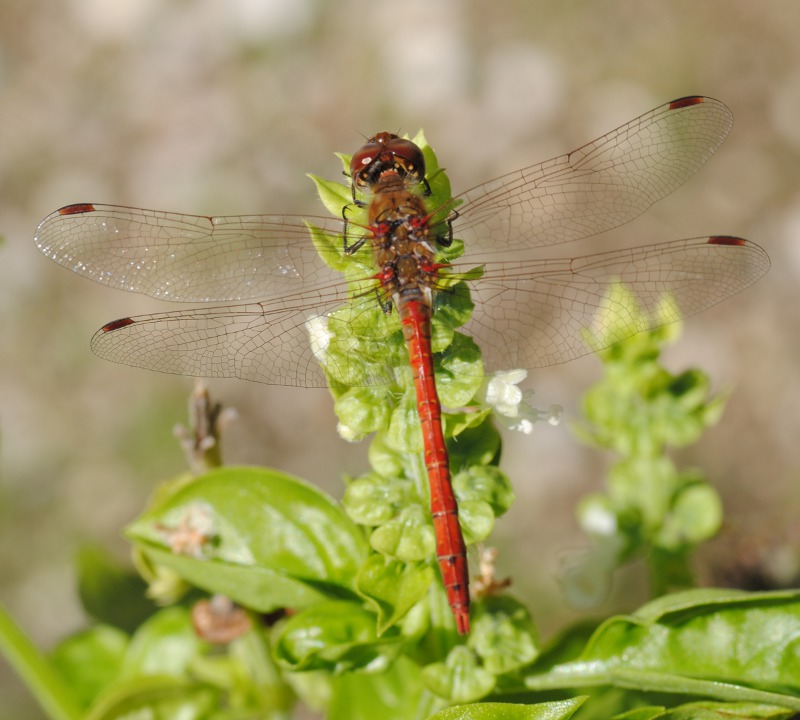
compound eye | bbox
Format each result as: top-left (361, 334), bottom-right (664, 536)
top-left (350, 141), bottom-right (382, 181)
top-left (384, 138), bottom-right (425, 178)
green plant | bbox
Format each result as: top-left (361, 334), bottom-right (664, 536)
top-left (563, 286), bottom-right (727, 607)
top-left (3, 136), bottom-right (799, 720)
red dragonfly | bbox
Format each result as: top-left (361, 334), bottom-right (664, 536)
top-left (35, 96), bottom-right (769, 634)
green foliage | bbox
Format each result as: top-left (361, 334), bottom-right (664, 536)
top-left (4, 137), bottom-right (796, 720)
top-left (75, 545), bottom-right (155, 633)
top-left (523, 589), bottom-right (800, 710)
top-left (127, 467), bottom-right (369, 611)
top-left (565, 285), bottom-right (727, 604)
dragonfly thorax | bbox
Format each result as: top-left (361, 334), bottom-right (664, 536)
top-left (369, 189), bottom-right (440, 305)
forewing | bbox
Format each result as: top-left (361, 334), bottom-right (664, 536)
top-left (34, 203), bottom-right (353, 302)
top-left (450, 96), bottom-right (733, 253)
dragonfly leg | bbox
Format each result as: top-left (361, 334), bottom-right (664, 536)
top-left (375, 288), bottom-right (393, 314)
top-left (438, 210), bottom-right (458, 248)
top-left (344, 234), bottom-right (368, 255)
top-left (341, 205), bottom-right (369, 254)
top-left (420, 176), bottom-right (432, 198)
top-left (349, 182), bottom-right (368, 207)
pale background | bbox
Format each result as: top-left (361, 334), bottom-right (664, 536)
top-left (2, 1), bottom-right (799, 716)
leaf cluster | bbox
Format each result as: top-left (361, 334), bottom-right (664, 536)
top-left (566, 285), bottom-right (727, 604)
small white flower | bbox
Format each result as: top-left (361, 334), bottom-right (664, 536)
top-left (337, 422), bottom-right (360, 443)
top-left (579, 502), bottom-right (618, 536)
top-left (483, 369), bottom-right (527, 415)
top-left (305, 315), bottom-right (333, 367)
top-left (479, 370), bottom-right (563, 434)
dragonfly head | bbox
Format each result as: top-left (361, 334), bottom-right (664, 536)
top-left (350, 133), bottom-right (427, 196)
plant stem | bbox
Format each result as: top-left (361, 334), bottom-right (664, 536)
top-left (0, 600), bottom-right (83, 720)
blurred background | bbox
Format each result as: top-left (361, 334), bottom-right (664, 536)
top-left (2, 0), bottom-right (799, 715)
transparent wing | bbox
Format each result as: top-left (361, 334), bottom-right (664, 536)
top-left (34, 203), bottom-right (355, 302)
top-left (450, 96), bottom-right (733, 254)
top-left (89, 237), bottom-right (768, 386)
top-left (89, 286), bottom-right (402, 388)
top-left (34, 97), bottom-right (730, 307)
top-left (456, 236), bottom-right (770, 370)
top-left (36, 96), bottom-right (768, 389)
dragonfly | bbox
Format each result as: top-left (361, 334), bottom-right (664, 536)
top-left (35, 96), bottom-right (770, 635)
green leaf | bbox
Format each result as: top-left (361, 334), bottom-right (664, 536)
top-left (446, 414), bottom-right (501, 467)
top-left (369, 504), bottom-right (436, 562)
top-left (423, 645), bottom-right (496, 702)
top-left (356, 555), bottom-right (435, 633)
top-left (435, 333), bottom-right (484, 407)
top-left (656, 483), bottom-right (722, 548)
top-left (227, 629), bottom-right (296, 713)
top-left (328, 655), bottom-right (431, 720)
top-left (367, 432), bottom-right (406, 478)
top-left (608, 456), bottom-right (676, 530)
top-left (118, 607), bottom-right (201, 679)
top-left (126, 467), bottom-right (369, 612)
top-left (454, 466), bottom-right (515, 517)
top-left (333, 151), bottom-right (352, 175)
top-left (343, 473), bottom-right (410, 526)
top-left (50, 626), bottom-right (128, 709)
top-left (432, 286), bottom-right (476, 344)
top-left (428, 697), bottom-right (587, 720)
top-left (451, 465), bottom-right (513, 542)
top-left (273, 601), bottom-right (401, 672)
top-left (444, 407), bottom-right (495, 446)
top-left (309, 172), bottom-right (352, 221)
top-left (76, 545), bottom-right (154, 633)
top-left (85, 676), bottom-right (218, 720)
top-left (335, 386), bottom-right (394, 441)
top-left (470, 596), bottom-right (539, 675)
top-left (628, 587), bottom-right (795, 623)
top-left (188, 631), bottom-right (296, 717)
top-left (0, 599), bottom-right (84, 720)
top-left (145, 544), bottom-right (337, 613)
top-left (321, 305), bottom-right (404, 388)
top-left (306, 221), bottom-right (349, 273)
top-left (523, 590), bottom-right (800, 710)
top-left (383, 386), bottom-right (425, 453)
top-left (457, 499), bottom-right (496, 544)
top-left (615, 702), bottom-right (797, 720)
